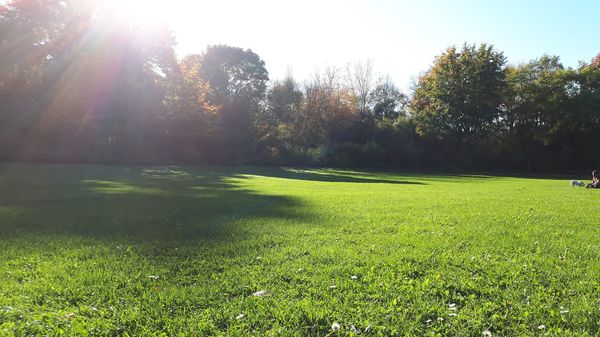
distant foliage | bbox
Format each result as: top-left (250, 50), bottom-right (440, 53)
top-left (0, 1), bottom-right (598, 171)
top-left (591, 53), bottom-right (600, 68)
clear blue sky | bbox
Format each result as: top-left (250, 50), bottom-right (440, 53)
top-left (164, 0), bottom-right (599, 89)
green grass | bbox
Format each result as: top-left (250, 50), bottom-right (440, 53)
top-left (0, 163), bottom-right (598, 336)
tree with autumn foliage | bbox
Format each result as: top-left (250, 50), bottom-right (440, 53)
top-left (591, 53), bottom-right (600, 69)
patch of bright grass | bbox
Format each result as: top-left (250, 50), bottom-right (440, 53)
top-left (0, 164), bottom-right (598, 336)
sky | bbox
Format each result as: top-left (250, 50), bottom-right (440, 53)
top-left (23, 0), bottom-right (600, 90)
top-left (156, 0), bottom-right (600, 89)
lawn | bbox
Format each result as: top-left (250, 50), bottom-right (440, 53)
top-left (0, 163), bottom-right (598, 336)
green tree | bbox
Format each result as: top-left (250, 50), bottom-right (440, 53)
top-left (200, 45), bottom-right (269, 105)
top-left (412, 44), bottom-right (506, 140)
top-left (411, 43), bottom-right (506, 166)
top-left (370, 77), bottom-right (407, 121)
top-left (258, 76), bottom-right (303, 161)
top-left (500, 56), bottom-right (584, 169)
top-left (568, 56), bottom-right (600, 168)
top-left (198, 45), bottom-right (269, 163)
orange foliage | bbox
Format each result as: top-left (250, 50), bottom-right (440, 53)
top-left (591, 53), bottom-right (600, 69)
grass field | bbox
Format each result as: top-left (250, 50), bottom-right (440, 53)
top-left (0, 163), bottom-right (598, 336)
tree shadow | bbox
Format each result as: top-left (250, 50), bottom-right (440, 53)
top-left (0, 164), bottom-right (433, 243)
top-left (0, 164), bottom-right (308, 242)
top-left (406, 173), bottom-right (498, 183)
top-left (232, 167), bottom-right (427, 185)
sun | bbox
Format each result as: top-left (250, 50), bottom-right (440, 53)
top-left (103, 0), bottom-right (165, 25)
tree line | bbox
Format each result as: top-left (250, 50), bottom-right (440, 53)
top-left (1, 1), bottom-right (599, 171)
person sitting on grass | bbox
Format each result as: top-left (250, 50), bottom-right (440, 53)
top-left (586, 170), bottom-right (600, 188)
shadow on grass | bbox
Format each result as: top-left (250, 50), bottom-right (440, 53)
top-left (0, 164), bottom-right (434, 242)
top-left (233, 167), bottom-right (427, 185)
top-left (0, 164), bottom-right (309, 241)
top-left (240, 167), bottom-right (502, 184)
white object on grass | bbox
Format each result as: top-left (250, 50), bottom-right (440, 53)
top-left (571, 180), bottom-right (585, 187)
top-left (252, 290), bottom-right (270, 297)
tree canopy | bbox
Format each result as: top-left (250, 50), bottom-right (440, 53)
top-left (412, 44), bottom-right (506, 141)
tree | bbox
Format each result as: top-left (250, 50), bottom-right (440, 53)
top-left (500, 56), bottom-right (584, 169)
top-left (198, 45), bottom-right (269, 163)
top-left (345, 60), bottom-right (374, 115)
top-left (302, 68), bottom-right (359, 148)
top-left (567, 57), bottom-right (600, 168)
top-left (0, 0), bottom-right (178, 163)
top-left (199, 45), bottom-right (269, 106)
top-left (370, 76), bottom-right (407, 121)
top-left (591, 53), bottom-right (600, 69)
top-left (159, 54), bottom-right (219, 162)
top-left (258, 76), bottom-right (303, 160)
top-left (412, 43), bottom-right (507, 141)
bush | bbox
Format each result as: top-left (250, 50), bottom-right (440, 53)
top-left (327, 142), bottom-right (385, 168)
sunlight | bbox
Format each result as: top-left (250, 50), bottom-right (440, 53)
top-left (103, 0), bottom-right (165, 25)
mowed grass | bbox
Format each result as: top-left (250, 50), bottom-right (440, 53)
top-left (0, 164), bottom-right (598, 336)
